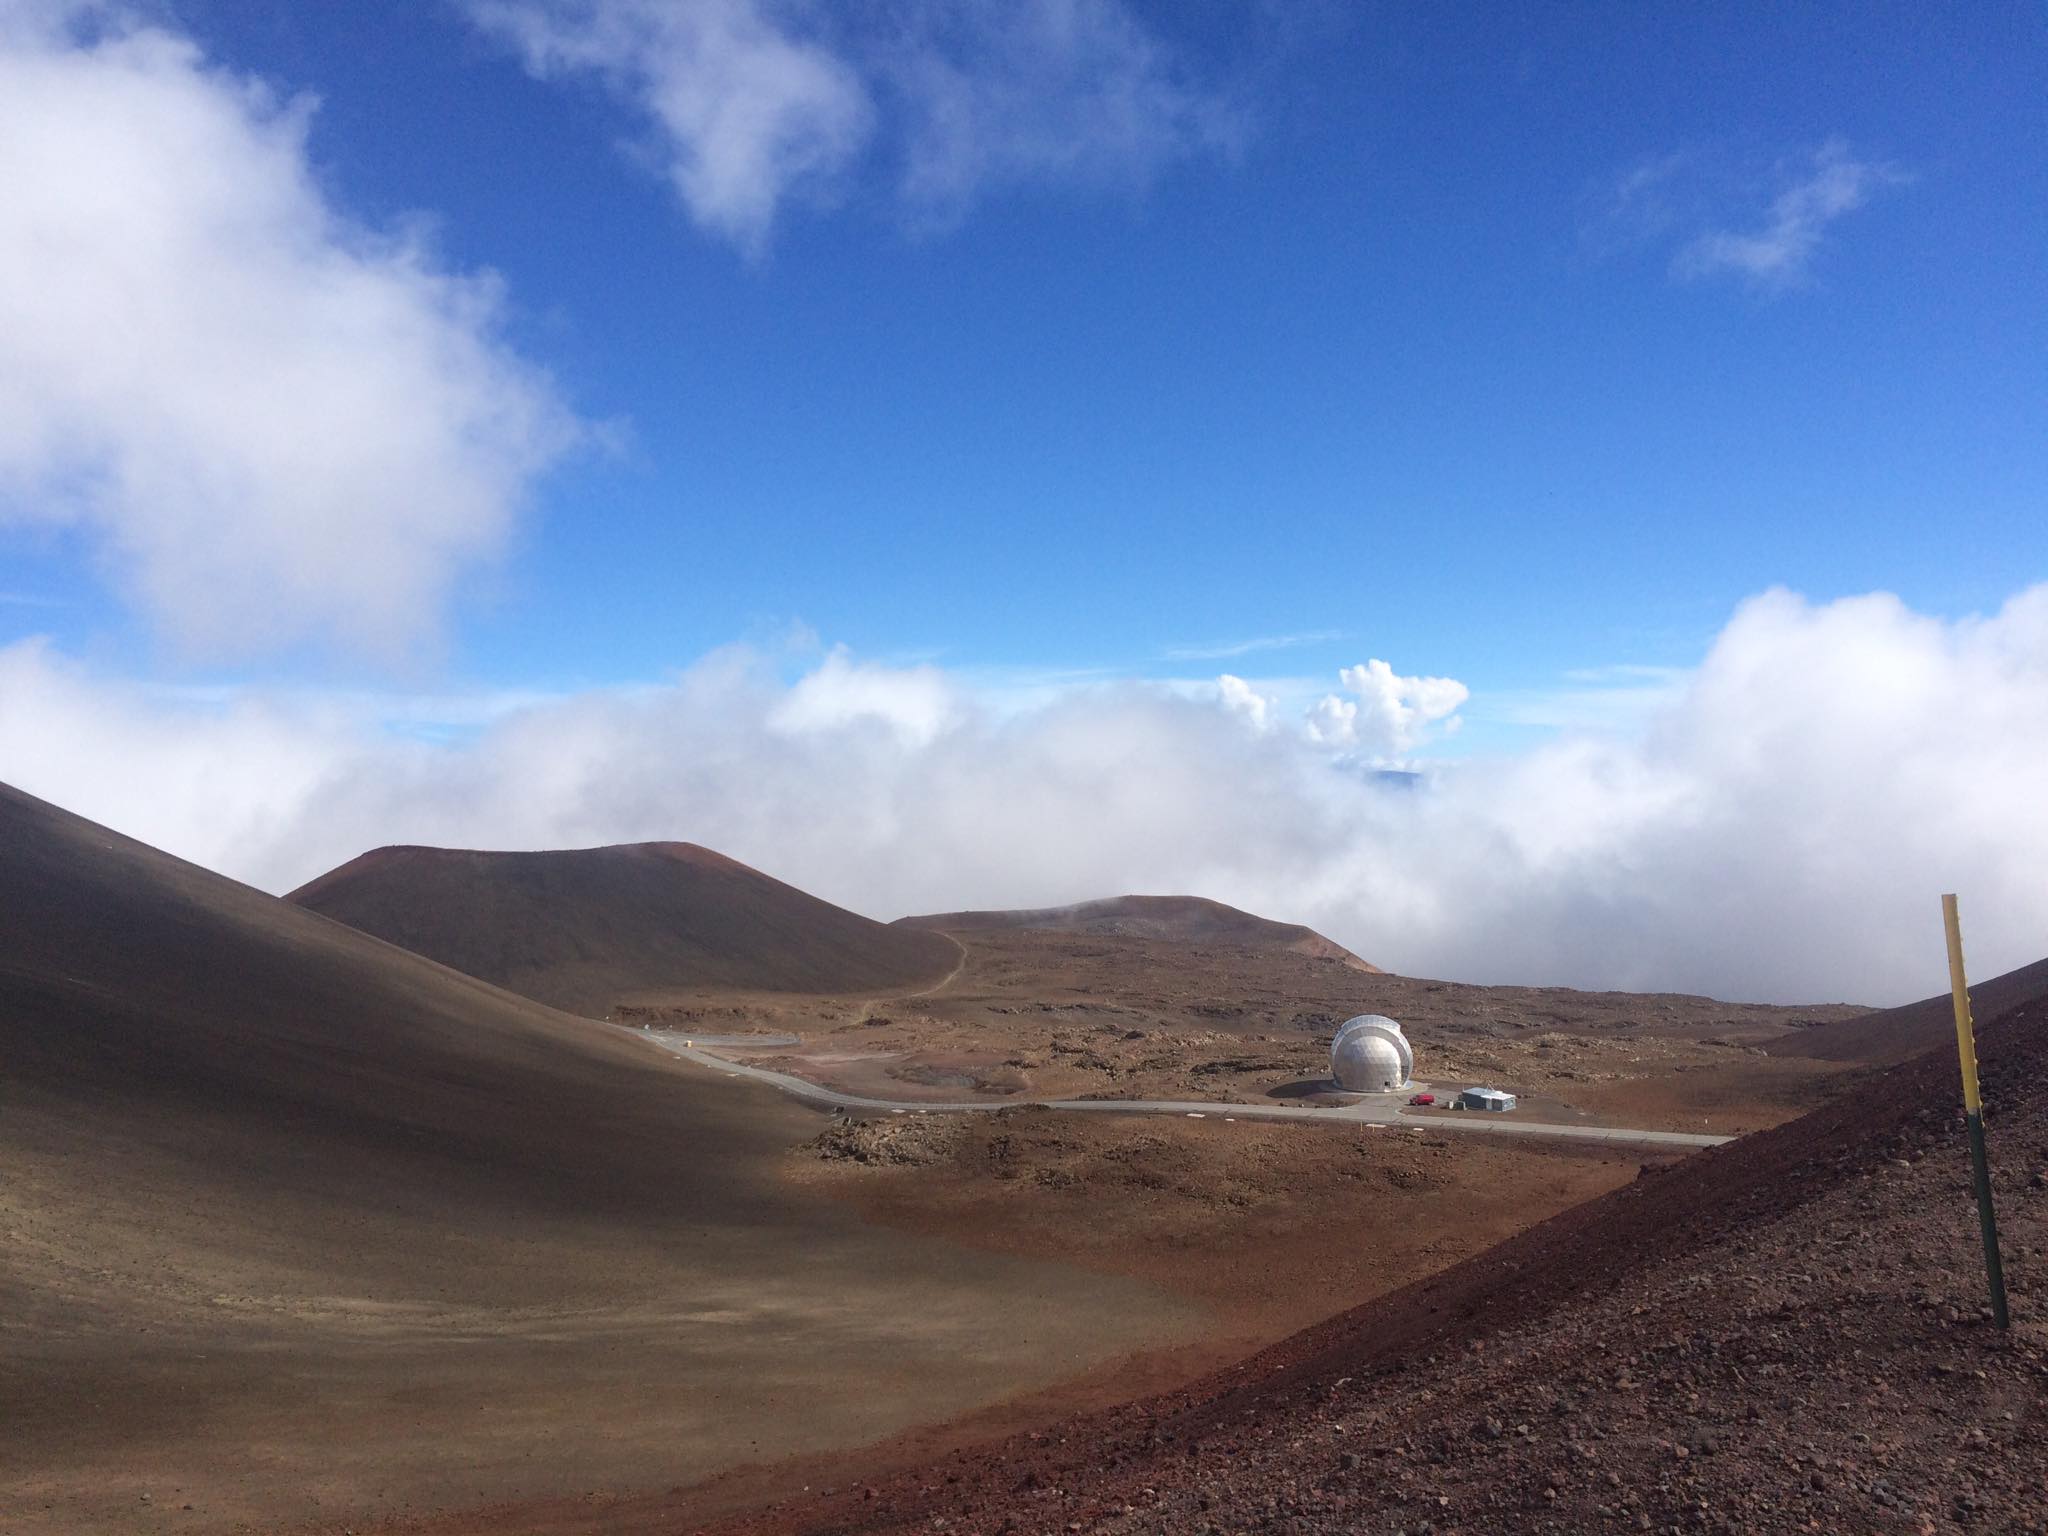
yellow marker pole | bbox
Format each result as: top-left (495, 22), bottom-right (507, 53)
top-left (1942, 894), bottom-right (2009, 1330)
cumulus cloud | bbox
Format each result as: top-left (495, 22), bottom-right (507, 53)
top-left (464, 0), bottom-right (1237, 250)
top-left (4, 586), bottom-right (2046, 1006)
top-left (1216, 673), bottom-right (1275, 732)
top-left (0, 3), bottom-right (578, 658)
top-left (1676, 139), bottom-right (1907, 289)
top-left (1305, 659), bottom-right (1468, 756)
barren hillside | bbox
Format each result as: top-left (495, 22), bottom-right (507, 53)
top-left (897, 895), bottom-right (1378, 972)
top-left (1769, 954), bottom-right (2048, 1064)
top-left (289, 840), bottom-right (959, 1016)
top-left (0, 784), bottom-right (1189, 1533)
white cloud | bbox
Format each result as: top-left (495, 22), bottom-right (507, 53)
top-left (464, 0), bottom-right (1237, 251)
top-left (4, 585), bottom-right (2046, 1007)
top-left (1216, 672), bottom-right (1275, 732)
top-left (769, 645), bottom-right (957, 747)
top-left (0, 3), bottom-right (578, 659)
top-left (1675, 139), bottom-right (1907, 289)
top-left (1305, 659), bottom-right (1468, 755)
top-left (466, 0), bottom-right (870, 253)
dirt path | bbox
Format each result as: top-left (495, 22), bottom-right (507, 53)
top-left (853, 931), bottom-right (969, 1024)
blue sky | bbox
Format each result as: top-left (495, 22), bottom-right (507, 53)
top-left (1, 1), bottom-right (2045, 999)
top-left (6, 1), bottom-right (2042, 721)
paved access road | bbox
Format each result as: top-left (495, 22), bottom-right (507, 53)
top-left (621, 1028), bottom-right (1732, 1150)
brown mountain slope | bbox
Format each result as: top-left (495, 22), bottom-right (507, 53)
top-left (288, 840), bottom-right (960, 1016)
top-left (713, 966), bottom-right (2048, 1536)
top-left (1766, 952), bottom-right (2048, 1064)
top-left (0, 784), bottom-right (1191, 1533)
top-left (897, 894), bottom-right (1379, 973)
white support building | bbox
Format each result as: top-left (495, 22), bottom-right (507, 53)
top-left (1460, 1087), bottom-right (1517, 1112)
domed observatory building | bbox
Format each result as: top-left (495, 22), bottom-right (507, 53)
top-left (1332, 1014), bottom-right (1414, 1093)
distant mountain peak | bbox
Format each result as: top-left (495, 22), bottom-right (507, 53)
top-left (290, 840), bottom-right (957, 1015)
top-left (897, 893), bottom-right (1378, 973)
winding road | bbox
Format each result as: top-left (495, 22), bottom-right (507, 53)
top-left (621, 1027), bottom-right (1732, 1150)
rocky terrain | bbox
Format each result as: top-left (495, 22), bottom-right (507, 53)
top-left (652, 927), bottom-right (1871, 1135)
top-left (708, 991), bottom-right (2048, 1536)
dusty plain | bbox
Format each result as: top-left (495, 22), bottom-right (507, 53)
top-left (617, 926), bottom-right (1871, 1137)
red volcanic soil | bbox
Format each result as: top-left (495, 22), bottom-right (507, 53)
top-left (897, 895), bottom-right (1379, 973)
top-left (1769, 954), bottom-right (2048, 1065)
top-left (0, 784), bottom-right (1190, 1532)
top-left (707, 982), bottom-right (2048, 1536)
top-left (289, 840), bottom-right (959, 1016)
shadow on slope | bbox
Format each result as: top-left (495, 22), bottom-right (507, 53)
top-left (0, 784), bottom-right (1192, 1534)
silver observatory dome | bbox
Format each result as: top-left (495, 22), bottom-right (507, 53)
top-left (1331, 1014), bottom-right (1413, 1093)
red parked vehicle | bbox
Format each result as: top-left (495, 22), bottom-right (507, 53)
top-left (1409, 1092), bottom-right (1435, 1106)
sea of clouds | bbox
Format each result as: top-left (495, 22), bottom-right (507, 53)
top-left (5, 582), bottom-right (2045, 1008)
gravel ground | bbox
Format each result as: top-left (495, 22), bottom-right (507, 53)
top-left (715, 995), bottom-right (2048, 1536)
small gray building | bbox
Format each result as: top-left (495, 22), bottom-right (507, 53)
top-left (1460, 1086), bottom-right (1517, 1112)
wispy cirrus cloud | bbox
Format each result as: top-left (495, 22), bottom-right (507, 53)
top-left (1163, 630), bottom-right (1346, 662)
top-left (1676, 139), bottom-right (1908, 289)
top-left (463, 0), bottom-right (1241, 253)
top-left (1589, 138), bottom-right (1908, 294)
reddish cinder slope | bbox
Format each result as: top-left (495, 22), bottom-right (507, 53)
top-left (713, 972), bottom-right (2048, 1536)
top-left (1768, 954), bottom-right (2048, 1064)
top-left (898, 895), bottom-right (1379, 973)
top-left (290, 842), bottom-right (959, 1016)
top-left (0, 783), bottom-right (1194, 1532)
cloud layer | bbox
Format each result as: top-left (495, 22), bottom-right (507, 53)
top-left (0, 4), bottom-right (577, 658)
top-left (466, 0), bottom-right (1237, 251)
top-left (4, 585), bottom-right (2045, 1007)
